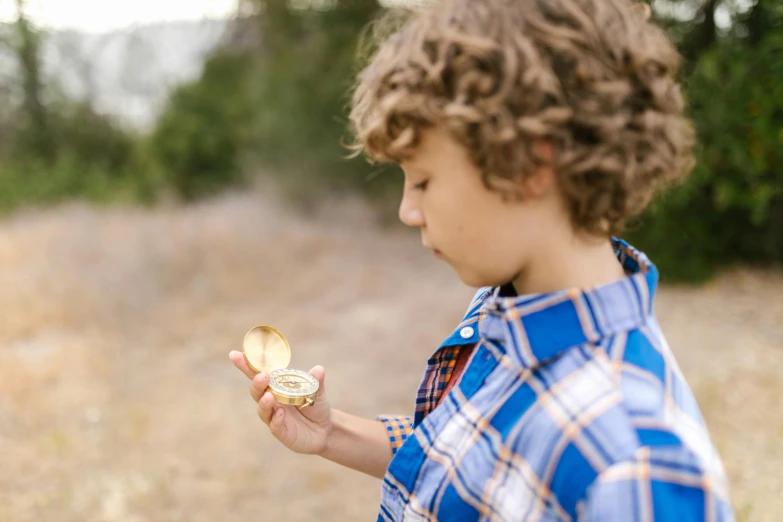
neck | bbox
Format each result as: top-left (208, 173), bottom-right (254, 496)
top-left (512, 235), bottom-right (625, 296)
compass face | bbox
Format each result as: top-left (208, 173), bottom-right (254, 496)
top-left (243, 326), bottom-right (291, 374)
top-left (269, 369), bottom-right (319, 398)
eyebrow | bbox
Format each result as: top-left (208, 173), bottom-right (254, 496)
top-left (405, 165), bottom-right (433, 177)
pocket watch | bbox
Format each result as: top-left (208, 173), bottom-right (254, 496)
top-left (242, 325), bottom-right (320, 408)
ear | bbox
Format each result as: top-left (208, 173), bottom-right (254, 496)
top-left (532, 139), bottom-right (554, 163)
top-left (524, 140), bottom-right (555, 198)
top-left (524, 165), bottom-right (555, 198)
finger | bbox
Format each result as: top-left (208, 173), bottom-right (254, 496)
top-left (268, 406), bottom-right (288, 441)
top-left (257, 391), bottom-right (276, 425)
top-left (249, 372), bottom-right (270, 403)
top-left (229, 350), bottom-right (257, 380)
top-left (632, 2), bottom-right (651, 20)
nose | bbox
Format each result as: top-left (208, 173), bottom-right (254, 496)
top-left (398, 186), bottom-right (425, 228)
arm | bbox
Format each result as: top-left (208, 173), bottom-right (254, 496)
top-left (320, 410), bottom-right (412, 479)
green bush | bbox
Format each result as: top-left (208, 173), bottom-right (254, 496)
top-left (146, 51), bottom-right (258, 201)
top-left (627, 24), bottom-right (783, 281)
top-left (0, 154), bottom-right (128, 211)
top-left (0, 102), bottom-right (151, 213)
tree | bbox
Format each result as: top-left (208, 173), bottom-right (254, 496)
top-left (627, 0), bottom-right (783, 279)
top-left (1, 0), bottom-right (54, 159)
top-left (238, 0), bottom-right (391, 196)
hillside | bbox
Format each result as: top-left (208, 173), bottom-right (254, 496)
top-left (0, 188), bottom-right (780, 520)
top-left (0, 18), bottom-right (232, 130)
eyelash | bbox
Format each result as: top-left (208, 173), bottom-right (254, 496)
top-left (413, 180), bottom-right (429, 191)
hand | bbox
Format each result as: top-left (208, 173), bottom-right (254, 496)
top-left (229, 351), bottom-right (333, 456)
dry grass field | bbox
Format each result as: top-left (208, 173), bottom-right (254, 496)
top-left (0, 186), bottom-right (781, 521)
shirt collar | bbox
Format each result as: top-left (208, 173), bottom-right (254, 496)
top-left (478, 238), bottom-right (658, 370)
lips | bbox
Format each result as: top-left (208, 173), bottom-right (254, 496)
top-left (422, 237), bottom-right (442, 258)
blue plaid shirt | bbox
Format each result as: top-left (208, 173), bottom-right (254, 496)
top-left (376, 239), bottom-right (734, 521)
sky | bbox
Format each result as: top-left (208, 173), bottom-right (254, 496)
top-left (0, 0), bottom-right (742, 34)
top-left (0, 0), bottom-right (240, 32)
top-left (0, 0), bottom-right (420, 33)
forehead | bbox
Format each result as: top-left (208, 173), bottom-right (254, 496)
top-left (403, 127), bottom-right (466, 166)
top-left (398, 144), bottom-right (435, 175)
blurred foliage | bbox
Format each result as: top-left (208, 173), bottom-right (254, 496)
top-left (0, 98), bottom-right (152, 210)
top-left (240, 0), bottom-right (401, 206)
top-left (147, 51), bottom-right (257, 201)
top-left (626, 0), bottom-right (783, 280)
top-left (0, 0), bottom-right (781, 282)
top-left (145, 0), bottom-right (399, 207)
top-left (0, 3), bottom-right (154, 210)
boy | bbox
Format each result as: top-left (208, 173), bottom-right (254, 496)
top-left (229, 0), bottom-right (735, 519)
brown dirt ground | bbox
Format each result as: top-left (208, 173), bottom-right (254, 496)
top-left (0, 187), bottom-right (781, 521)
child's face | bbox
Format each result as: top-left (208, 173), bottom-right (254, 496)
top-left (398, 127), bottom-right (567, 289)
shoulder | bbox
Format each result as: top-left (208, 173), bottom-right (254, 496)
top-left (612, 321), bottom-right (731, 494)
top-left (534, 327), bottom-right (732, 518)
top-left (578, 444), bottom-right (735, 521)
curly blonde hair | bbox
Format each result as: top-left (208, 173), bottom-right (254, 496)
top-left (348, 0), bottom-right (695, 236)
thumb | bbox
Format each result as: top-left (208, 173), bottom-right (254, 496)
top-left (308, 365), bottom-right (327, 400)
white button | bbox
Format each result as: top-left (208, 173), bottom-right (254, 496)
top-left (459, 326), bottom-right (474, 339)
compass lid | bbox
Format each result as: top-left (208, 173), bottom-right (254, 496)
top-left (242, 325), bottom-right (291, 374)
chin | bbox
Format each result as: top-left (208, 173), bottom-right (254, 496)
top-left (454, 269), bottom-right (506, 290)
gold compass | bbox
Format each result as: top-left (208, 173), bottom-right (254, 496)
top-left (242, 326), bottom-right (319, 408)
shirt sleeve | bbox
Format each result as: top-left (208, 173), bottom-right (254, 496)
top-left (376, 414), bottom-right (414, 455)
top-left (577, 448), bottom-right (735, 522)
